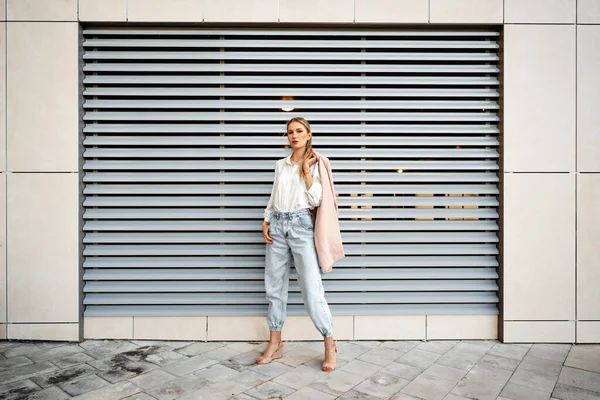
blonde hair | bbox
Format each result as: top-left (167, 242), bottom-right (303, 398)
top-left (286, 117), bottom-right (314, 181)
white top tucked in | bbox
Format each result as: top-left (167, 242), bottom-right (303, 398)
top-left (263, 154), bottom-right (322, 223)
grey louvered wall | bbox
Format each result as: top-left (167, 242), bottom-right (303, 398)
top-left (81, 28), bottom-right (500, 317)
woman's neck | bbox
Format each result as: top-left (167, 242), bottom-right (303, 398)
top-left (290, 148), bottom-right (306, 165)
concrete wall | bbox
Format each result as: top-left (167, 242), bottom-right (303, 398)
top-left (1, 0), bottom-right (598, 343)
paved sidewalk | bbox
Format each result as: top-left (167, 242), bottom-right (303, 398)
top-left (0, 339), bottom-right (599, 400)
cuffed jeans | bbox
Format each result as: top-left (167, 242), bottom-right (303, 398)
top-left (265, 209), bottom-right (333, 338)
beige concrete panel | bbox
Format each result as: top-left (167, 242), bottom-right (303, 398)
top-left (504, 25), bottom-right (576, 172)
top-left (505, 0), bottom-right (576, 23)
top-left (8, 323), bottom-right (79, 341)
top-left (78, 0), bottom-right (126, 22)
top-left (281, 316), bottom-right (353, 340)
top-left (279, 0), bottom-right (354, 23)
top-left (0, 23), bottom-right (5, 172)
top-left (0, 0), bottom-right (5, 20)
top-left (355, 0), bottom-right (428, 23)
top-left (429, 0), bottom-right (503, 23)
top-left (503, 173), bottom-right (575, 320)
top-left (128, 0), bottom-right (202, 22)
top-left (0, 324), bottom-right (5, 339)
top-left (577, 321), bottom-right (600, 343)
top-left (427, 315), bottom-right (498, 340)
top-left (85, 317), bottom-right (133, 339)
top-left (578, 0), bottom-right (600, 23)
top-left (7, 0), bottom-right (77, 21)
top-left (503, 321), bottom-right (575, 343)
top-left (204, 0), bottom-right (278, 22)
top-left (7, 173), bottom-right (79, 323)
top-left (354, 316), bottom-right (425, 340)
top-left (208, 316), bottom-right (268, 341)
top-left (577, 26), bottom-right (600, 172)
top-left (0, 174), bottom-right (5, 323)
top-left (134, 317), bottom-right (206, 340)
top-left (7, 22), bottom-right (78, 172)
top-left (577, 174), bottom-right (600, 319)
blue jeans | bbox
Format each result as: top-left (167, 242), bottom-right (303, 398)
top-left (265, 209), bottom-right (333, 338)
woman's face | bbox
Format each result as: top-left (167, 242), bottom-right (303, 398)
top-left (287, 121), bottom-right (311, 150)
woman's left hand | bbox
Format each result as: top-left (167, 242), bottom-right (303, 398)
top-left (302, 152), bottom-right (317, 173)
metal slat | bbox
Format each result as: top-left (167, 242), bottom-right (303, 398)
top-left (83, 38), bottom-right (499, 49)
top-left (83, 220), bottom-right (499, 232)
top-left (83, 255), bottom-right (499, 268)
top-left (83, 99), bottom-right (500, 110)
top-left (83, 88), bottom-right (500, 98)
top-left (83, 232), bottom-right (498, 244)
top-left (84, 63), bottom-right (500, 74)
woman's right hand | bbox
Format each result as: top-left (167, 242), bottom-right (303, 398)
top-left (262, 221), bottom-right (273, 244)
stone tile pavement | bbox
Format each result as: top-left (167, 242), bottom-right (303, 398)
top-left (0, 339), bottom-right (599, 399)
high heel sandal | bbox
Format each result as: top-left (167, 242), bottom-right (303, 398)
top-left (256, 341), bottom-right (284, 365)
top-left (322, 341), bottom-right (337, 372)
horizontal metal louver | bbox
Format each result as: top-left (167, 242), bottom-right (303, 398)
top-left (82, 27), bottom-right (500, 317)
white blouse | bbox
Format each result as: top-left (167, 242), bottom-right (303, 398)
top-left (263, 155), bottom-right (323, 223)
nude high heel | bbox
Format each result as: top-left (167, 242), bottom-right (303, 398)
top-left (256, 341), bottom-right (284, 365)
top-left (322, 341), bottom-right (337, 372)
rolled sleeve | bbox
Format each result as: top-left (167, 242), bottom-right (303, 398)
top-left (305, 164), bottom-right (322, 208)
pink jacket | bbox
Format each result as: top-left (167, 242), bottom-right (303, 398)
top-left (313, 151), bottom-right (345, 273)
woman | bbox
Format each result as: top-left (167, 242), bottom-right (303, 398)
top-left (256, 117), bottom-right (337, 372)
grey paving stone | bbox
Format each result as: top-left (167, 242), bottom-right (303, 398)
top-left (0, 379), bottom-right (41, 400)
top-left (36, 342), bottom-right (71, 351)
top-left (194, 363), bottom-right (240, 382)
top-left (301, 354), bottom-right (348, 371)
top-left (229, 394), bottom-right (257, 400)
top-left (434, 355), bottom-right (476, 371)
top-left (121, 345), bottom-right (188, 367)
top-left (354, 371), bottom-right (410, 399)
top-left (26, 385), bottom-right (71, 400)
top-left (2, 343), bottom-right (43, 358)
top-left (183, 369), bottom-right (269, 399)
top-left (391, 393), bottom-right (422, 400)
top-left (450, 363), bottom-right (513, 400)
top-left (222, 350), bottom-right (264, 371)
top-left (273, 364), bottom-right (327, 389)
top-left (58, 373), bottom-right (111, 396)
top-left (440, 394), bottom-right (471, 400)
top-left (0, 341), bottom-right (18, 352)
top-left (461, 340), bottom-right (497, 350)
top-left (225, 342), bottom-right (262, 353)
top-left (121, 393), bottom-right (157, 400)
top-left (83, 341), bottom-right (139, 360)
top-left (244, 381), bottom-right (296, 399)
top-left (500, 382), bottom-right (552, 400)
top-left (350, 341), bottom-right (382, 348)
top-left (528, 343), bottom-right (572, 363)
top-left (250, 358), bottom-right (294, 378)
top-left (309, 369), bottom-right (366, 396)
top-left (396, 349), bottom-right (442, 370)
top-left (31, 363), bottom-right (98, 388)
top-left (336, 342), bottom-right (373, 361)
top-left (130, 340), bottom-right (165, 347)
top-left (161, 354), bottom-right (219, 377)
top-left (477, 354), bottom-right (521, 372)
top-left (30, 344), bottom-right (84, 362)
top-left (341, 359), bottom-right (383, 378)
top-left (401, 373), bottom-right (456, 400)
top-left (285, 386), bottom-right (337, 400)
top-left (380, 341), bottom-right (420, 353)
top-left (128, 369), bottom-right (177, 389)
top-left (51, 352), bottom-right (96, 369)
top-left (357, 347), bottom-right (405, 367)
top-left (91, 354), bottom-right (159, 383)
top-left (486, 343), bottom-right (530, 361)
top-left (422, 363), bottom-right (466, 383)
top-left (338, 389), bottom-right (382, 400)
top-left (279, 346), bottom-right (321, 367)
top-left (78, 339), bottom-right (117, 351)
top-left (0, 355), bottom-right (33, 370)
top-left (381, 362), bottom-right (424, 381)
top-left (558, 366), bottom-right (600, 393)
top-left (415, 341), bottom-right (459, 355)
top-left (202, 345), bottom-right (242, 361)
top-left (510, 356), bottom-right (563, 393)
top-left (565, 346), bottom-right (600, 374)
top-left (301, 341), bottom-right (328, 353)
top-left (174, 342), bottom-right (224, 357)
top-left (71, 381), bottom-right (142, 400)
top-left (145, 374), bottom-right (209, 400)
top-left (0, 361), bottom-right (57, 385)
top-left (552, 383), bottom-right (600, 400)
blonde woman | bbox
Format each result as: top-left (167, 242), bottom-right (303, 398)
top-left (256, 117), bottom-right (341, 372)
